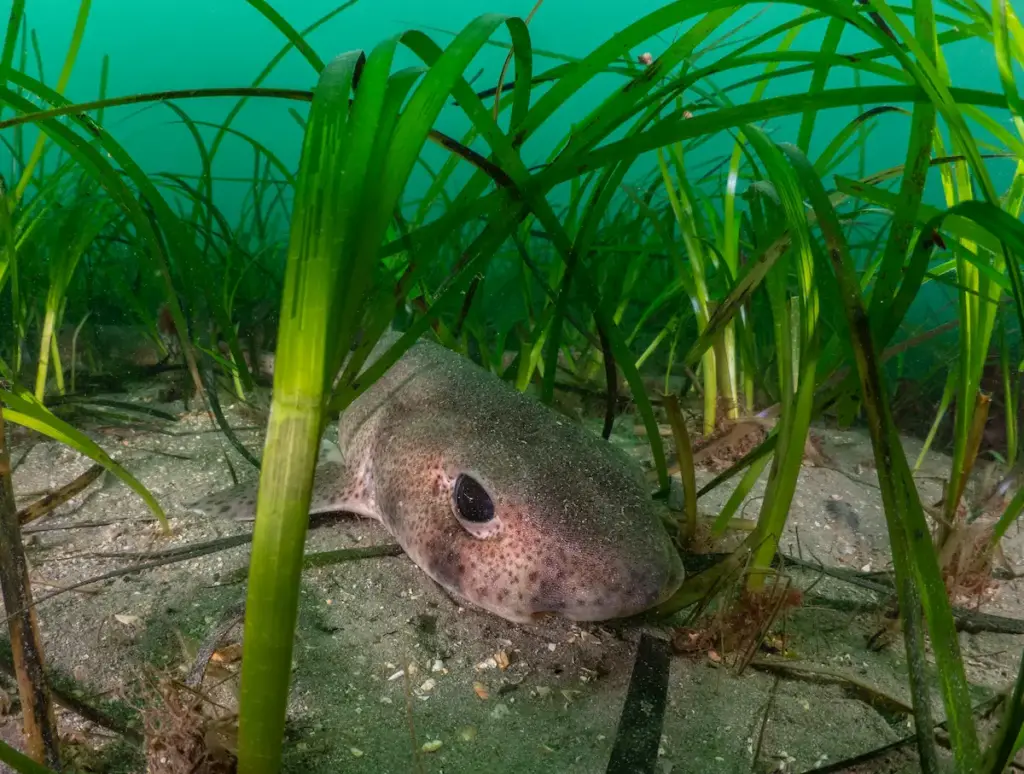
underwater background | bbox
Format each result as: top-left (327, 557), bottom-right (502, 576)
top-left (23, 1), bottom-right (1008, 210)
top-left (19, 0), bottom-right (1015, 343)
top-left (3, 1), bottom-right (1024, 772)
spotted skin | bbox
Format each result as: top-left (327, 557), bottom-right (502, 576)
top-left (188, 332), bottom-right (684, 624)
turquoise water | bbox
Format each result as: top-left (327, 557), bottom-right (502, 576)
top-left (29, 0), bottom-right (677, 222)
top-left (10, 0), bottom-right (1017, 348)
top-left (4, 7), bottom-right (1023, 770)
top-left (22, 1), bottom-right (1010, 222)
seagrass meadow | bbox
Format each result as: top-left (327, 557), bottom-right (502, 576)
top-left (2, 0), bottom-right (1024, 772)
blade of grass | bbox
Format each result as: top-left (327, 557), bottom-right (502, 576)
top-left (0, 739), bottom-right (57, 774)
top-left (14, 0), bottom-right (90, 201)
top-left (0, 388), bottom-right (167, 530)
top-left (0, 404), bottom-right (60, 769)
top-left (235, 53), bottom-right (363, 774)
top-left (781, 140), bottom-right (981, 772)
top-left (980, 648), bottom-right (1024, 772)
top-left (243, 0), bottom-right (324, 72)
top-left (239, 15), bottom-right (535, 772)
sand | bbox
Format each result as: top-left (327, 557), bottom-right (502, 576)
top-left (2, 379), bottom-right (1022, 773)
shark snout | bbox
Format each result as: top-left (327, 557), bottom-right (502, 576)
top-left (546, 536), bottom-right (685, 623)
top-left (614, 543), bottom-right (685, 616)
top-left (643, 550), bottom-right (686, 608)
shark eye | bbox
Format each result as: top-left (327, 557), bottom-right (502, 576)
top-left (453, 474), bottom-right (495, 524)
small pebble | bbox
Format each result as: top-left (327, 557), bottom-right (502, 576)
top-left (490, 703), bottom-right (510, 719)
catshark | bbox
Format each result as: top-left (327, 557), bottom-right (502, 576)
top-left (189, 330), bottom-right (684, 624)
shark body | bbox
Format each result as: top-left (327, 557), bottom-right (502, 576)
top-left (190, 331), bottom-right (684, 624)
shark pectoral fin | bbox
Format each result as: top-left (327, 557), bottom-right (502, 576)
top-left (308, 459), bottom-right (379, 520)
top-left (187, 460), bottom-right (378, 523)
top-left (186, 480), bottom-right (261, 522)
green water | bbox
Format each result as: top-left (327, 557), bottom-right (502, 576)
top-left (4, 5), bottom-right (1024, 773)
top-left (23, 0), bottom-right (1010, 219)
top-left (5, 0), bottom-right (1012, 395)
top-left (6, 1), bottom-right (1017, 375)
